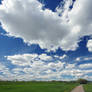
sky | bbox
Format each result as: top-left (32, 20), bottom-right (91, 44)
top-left (0, 0), bottom-right (92, 81)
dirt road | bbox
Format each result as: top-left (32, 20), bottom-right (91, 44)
top-left (71, 85), bottom-right (85, 92)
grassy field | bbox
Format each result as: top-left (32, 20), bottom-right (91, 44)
top-left (0, 81), bottom-right (79, 92)
top-left (83, 83), bottom-right (92, 92)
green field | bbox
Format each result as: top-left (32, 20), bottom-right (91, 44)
top-left (0, 81), bottom-right (78, 92)
top-left (83, 83), bottom-right (92, 92)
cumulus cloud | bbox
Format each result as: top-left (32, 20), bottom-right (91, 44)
top-left (0, 63), bottom-right (9, 74)
top-left (69, 0), bottom-right (92, 35)
top-left (60, 54), bottom-right (67, 59)
top-left (84, 57), bottom-right (92, 61)
top-left (39, 54), bottom-right (52, 61)
top-left (7, 53), bottom-right (53, 66)
top-left (79, 63), bottom-right (92, 69)
top-left (0, 54), bottom-right (91, 81)
top-left (75, 56), bottom-right (92, 62)
top-left (75, 57), bottom-right (81, 61)
top-left (54, 54), bottom-right (67, 59)
top-left (7, 54), bottom-right (38, 66)
top-left (6, 53), bottom-right (66, 80)
top-left (65, 64), bottom-right (75, 69)
top-left (0, 0), bottom-right (92, 51)
top-left (0, 0), bottom-right (71, 51)
top-left (87, 40), bottom-right (92, 52)
top-left (61, 69), bottom-right (83, 78)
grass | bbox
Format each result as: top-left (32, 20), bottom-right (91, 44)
top-left (83, 83), bottom-right (92, 92)
top-left (0, 81), bottom-right (79, 92)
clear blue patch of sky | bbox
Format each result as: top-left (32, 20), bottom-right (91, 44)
top-left (38, 0), bottom-right (63, 11)
top-left (38, 0), bottom-right (76, 11)
top-left (0, 0), bottom-right (2, 4)
top-left (0, 35), bottom-right (46, 56)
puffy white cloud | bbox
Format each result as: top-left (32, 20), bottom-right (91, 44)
top-left (75, 57), bottom-right (81, 61)
top-left (7, 53), bottom-right (64, 70)
top-left (7, 53), bottom-right (68, 67)
top-left (0, 0), bottom-right (71, 51)
top-left (54, 54), bottom-right (67, 60)
top-left (82, 75), bottom-right (92, 80)
top-left (60, 69), bottom-right (83, 77)
top-left (0, 63), bottom-right (12, 79)
top-left (39, 54), bottom-right (52, 61)
top-left (5, 54), bottom-right (87, 80)
top-left (60, 0), bottom-right (92, 51)
top-left (83, 57), bottom-right (92, 61)
top-left (1, 55), bottom-right (92, 81)
top-left (79, 63), bottom-right (92, 69)
top-left (0, 0), bottom-right (92, 51)
top-left (7, 54), bottom-right (38, 66)
top-left (75, 56), bottom-right (92, 62)
top-left (83, 70), bottom-right (92, 74)
top-left (65, 64), bottom-right (75, 69)
top-left (7, 53), bottom-right (53, 66)
top-left (87, 40), bottom-right (92, 52)
top-left (69, 0), bottom-right (92, 36)
top-left (59, 54), bottom-right (67, 59)
top-left (0, 63), bottom-right (9, 75)
top-left (5, 53), bottom-right (66, 80)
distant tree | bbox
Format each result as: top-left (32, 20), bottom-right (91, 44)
top-left (77, 79), bottom-right (88, 84)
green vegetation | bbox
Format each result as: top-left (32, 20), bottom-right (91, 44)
top-left (77, 79), bottom-right (88, 84)
top-left (83, 83), bottom-right (92, 92)
top-left (0, 81), bottom-right (78, 92)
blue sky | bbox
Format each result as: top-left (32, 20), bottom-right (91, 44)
top-left (0, 0), bottom-right (92, 81)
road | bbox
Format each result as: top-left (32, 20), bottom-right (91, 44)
top-left (71, 85), bottom-right (85, 92)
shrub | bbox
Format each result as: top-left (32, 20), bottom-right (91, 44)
top-left (77, 79), bottom-right (88, 84)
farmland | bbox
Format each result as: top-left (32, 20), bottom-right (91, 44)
top-left (0, 81), bottom-right (92, 92)
top-left (0, 81), bottom-right (78, 92)
top-left (84, 83), bottom-right (92, 92)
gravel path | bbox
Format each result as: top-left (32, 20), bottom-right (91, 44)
top-left (71, 85), bottom-right (85, 92)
